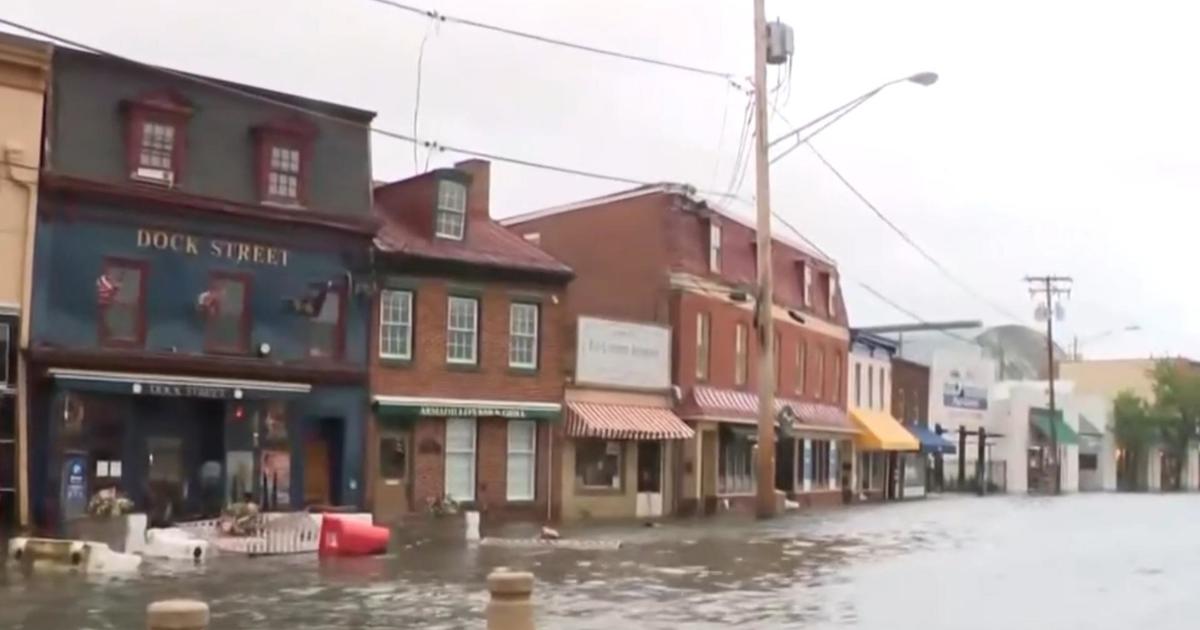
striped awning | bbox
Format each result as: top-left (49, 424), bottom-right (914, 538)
top-left (565, 402), bottom-right (694, 441)
top-left (685, 386), bottom-right (856, 433)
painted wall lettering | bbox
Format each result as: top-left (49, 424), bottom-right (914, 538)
top-left (136, 229), bottom-right (289, 267)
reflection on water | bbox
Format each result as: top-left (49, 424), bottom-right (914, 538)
top-left (2, 495), bottom-right (1196, 629)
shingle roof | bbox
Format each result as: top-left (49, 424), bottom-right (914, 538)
top-left (373, 216), bottom-right (573, 278)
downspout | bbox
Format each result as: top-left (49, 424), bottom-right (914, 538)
top-left (7, 144), bottom-right (39, 530)
top-left (545, 422), bottom-right (553, 523)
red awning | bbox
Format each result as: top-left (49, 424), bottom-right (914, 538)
top-left (683, 386), bottom-right (856, 433)
top-left (565, 402), bottom-right (695, 441)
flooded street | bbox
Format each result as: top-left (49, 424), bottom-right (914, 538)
top-left (2, 494), bottom-right (1194, 629)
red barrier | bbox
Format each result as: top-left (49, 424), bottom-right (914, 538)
top-left (318, 515), bottom-right (390, 557)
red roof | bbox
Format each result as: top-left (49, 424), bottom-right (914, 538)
top-left (374, 217), bottom-right (572, 278)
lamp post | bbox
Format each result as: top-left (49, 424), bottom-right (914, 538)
top-left (769, 72), bottom-right (939, 165)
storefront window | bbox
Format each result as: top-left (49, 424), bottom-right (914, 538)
top-left (812, 440), bottom-right (831, 486)
top-left (718, 429), bottom-right (755, 495)
top-left (576, 439), bottom-right (622, 490)
top-left (506, 420), bottom-right (537, 500)
top-left (309, 286), bottom-right (343, 359)
top-left (444, 418), bottom-right (476, 502)
top-left (262, 401), bottom-right (289, 444)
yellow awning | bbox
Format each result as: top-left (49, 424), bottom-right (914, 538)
top-left (850, 407), bottom-right (920, 451)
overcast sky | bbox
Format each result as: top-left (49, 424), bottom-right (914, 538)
top-left (7, 0), bottom-right (1195, 359)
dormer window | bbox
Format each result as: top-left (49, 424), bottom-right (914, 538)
top-left (122, 89), bottom-right (192, 187)
top-left (435, 180), bottom-right (467, 240)
top-left (267, 144), bottom-right (301, 203)
top-left (253, 115), bottom-right (316, 208)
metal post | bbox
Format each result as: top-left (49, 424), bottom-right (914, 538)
top-left (751, 0), bottom-right (777, 519)
top-left (146, 600), bottom-right (209, 630)
top-left (976, 427), bottom-right (987, 496)
top-left (487, 570), bottom-right (535, 630)
top-left (957, 426), bottom-right (967, 490)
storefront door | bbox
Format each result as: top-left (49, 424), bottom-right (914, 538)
top-left (373, 428), bottom-right (411, 524)
top-left (636, 441), bottom-right (663, 518)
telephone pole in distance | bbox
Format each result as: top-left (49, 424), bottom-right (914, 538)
top-left (1025, 274), bottom-right (1072, 494)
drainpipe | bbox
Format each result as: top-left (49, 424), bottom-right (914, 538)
top-left (7, 144), bottom-right (38, 530)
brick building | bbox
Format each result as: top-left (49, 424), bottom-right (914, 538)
top-left (504, 184), bottom-right (856, 515)
top-left (891, 356), bottom-right (936, 497)
top-left (367, 160), bottom-right (572, 525)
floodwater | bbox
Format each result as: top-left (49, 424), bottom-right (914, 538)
top-left (1, 494), bottom-right (1195, 629)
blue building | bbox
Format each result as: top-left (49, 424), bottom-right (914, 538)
top-left (28, 47), bottom-right (377, 528)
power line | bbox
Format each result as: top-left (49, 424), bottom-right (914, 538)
top-left (805, 141), bottom-right (1028, 324)
top-left (362, 0), bottom-right (744, 85)
top-left (0, 17), bottom-right (747, 202)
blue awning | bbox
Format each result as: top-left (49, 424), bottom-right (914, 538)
top-left (906, 423), bottom-right (957, 455)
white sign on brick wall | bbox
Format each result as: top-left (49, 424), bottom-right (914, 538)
top-left (575, 316), bottom-right (671, 390)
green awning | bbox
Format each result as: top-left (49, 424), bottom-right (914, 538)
top-left (1029, 408), bottom-right (1079, 445)
top-left (373, 395), bottom-right (561, 421)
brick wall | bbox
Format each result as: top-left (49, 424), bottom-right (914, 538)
top-left (369, 277), bottom-right (567, 402)
top-left (672, 290), bottom-right (849, 406)
top-left (892, 357), bottom-right (930, 424)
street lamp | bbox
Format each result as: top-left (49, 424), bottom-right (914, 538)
top-left (1072, 325), bottom-right (1141, 359)
top-left (768, 72), bottom-right (939, 164)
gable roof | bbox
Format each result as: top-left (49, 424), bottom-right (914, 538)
top-left (373, 216), bottom-right (573, 279)
top-left (501, 183), bottom-right (836, 265)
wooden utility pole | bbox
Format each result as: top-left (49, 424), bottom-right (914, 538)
top-left (752, 0), bottom-right (777, 519)
top-left (1025, 275), bottom-right (1072, 494)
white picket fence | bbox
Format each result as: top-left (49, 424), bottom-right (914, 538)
top-left (174, 512), bottom-right (323, 557)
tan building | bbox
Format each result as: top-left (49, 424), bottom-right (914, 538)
top-left (1061, 357), bottom-right (1200, 491)
top-left (1060, 358), bottom-right (1160, 403)
top-left (0, 33), bottom-right (50, 530)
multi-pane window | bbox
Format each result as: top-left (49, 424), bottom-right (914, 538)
top-left (506, 420), bottom-right (537, 500)
top-left (734, 323), bottom-right (748, 386)
top-left (708, 221), bottom-right (721, 272)
top-left (812, 440), bottom-right (831, 486)
top-left (832, 353), bottom-right (843, 404)
top-left (854, 363), bottom-right (863, 407)
top-left (138, 122), bottom-right (175, 172)
top-left (795, 341), bottom-right (807, 394)
top-left (435, 180), bottom-right (467, 240)
top-left (444, 418), bottom-right (476, 501)
top-left (267, 145), bottom-right (301, 202)
top-left (206, 275), bottom-right (250, 353)
top-left (379, 290), bottom-right (413, 360)
top-left (508, 303), bottom-right (539, 369)
top-left (99, 260), bottom-right (145, 346)
top-left (718, 429), bottom-right (755, 494)
top-left (308, 287), bottom-right (342, 359)
top-left (868, 366), bottom-right (876, 409)
top-left (879, 369), bottom-right (888, 412)
top-left (695, 312), bottom-right (711, 381)
top-left (446, 296), bottom-right (478, 364)
top-left (815, 349), bottom-right (826, 400)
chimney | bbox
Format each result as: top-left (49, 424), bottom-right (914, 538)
top-left (454, 159), bottom-right (491, 221)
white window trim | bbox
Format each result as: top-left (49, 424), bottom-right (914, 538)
top-left (378, 289), bottom-right (413, 360)
top-left (803, 265), bottom-right (813, 307)
top-left (506, 420), bottom-right (537, 501)
top-left (446, 296), bottom-right (479, 365)
top-left (734, 323), bottom-right (748, 385)
top-left (444, 418), bottom-right (477, 502)
top-left (708, 221), bottom-right (722, 272)
top-left (435, 180), bottom-right (467, 241)
top-left (508, 302), bottom-right (539, 370)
